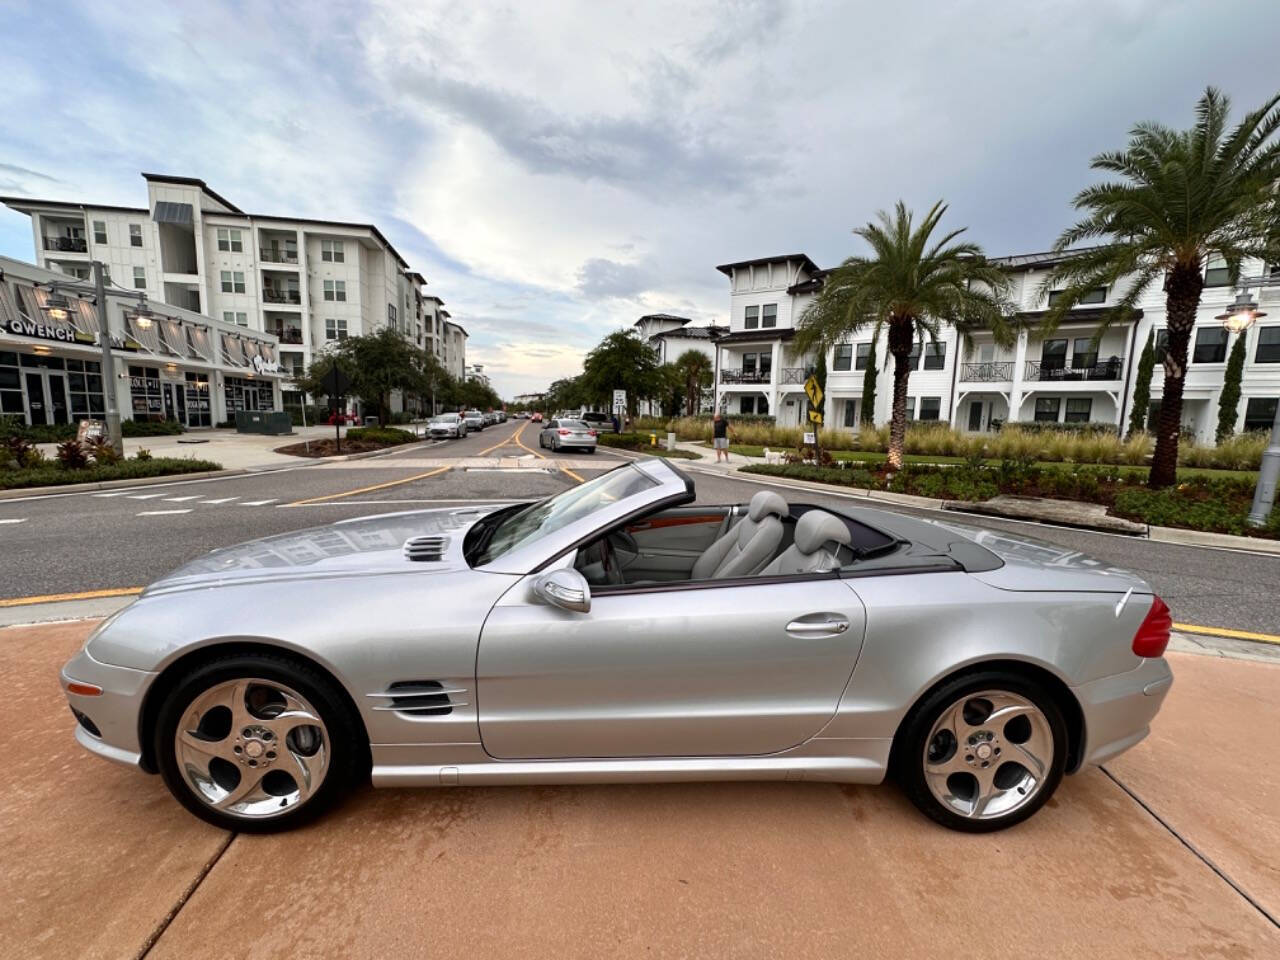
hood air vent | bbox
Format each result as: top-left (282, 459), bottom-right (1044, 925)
top-left (403, 535), bottom-right (449, 562)
top-left (367, 680), bottom-right (467, 716)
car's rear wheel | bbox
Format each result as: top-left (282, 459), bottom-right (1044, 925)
top-left (155, 654), bottom-right (366, 833)
top-left (896, 672), bottom-right (1066, 832)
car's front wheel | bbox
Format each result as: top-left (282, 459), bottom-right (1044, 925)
top-left (154, 653), bottom-right (366, 833)
top-left (895, 672), bottom-right (1066, 833)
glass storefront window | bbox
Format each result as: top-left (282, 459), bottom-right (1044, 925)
top-left (128, 365), bottom-right (164, 421)
top-left (184, 372), bottom-right (211, 427)
top-left (224, 376), bottom-right (274, 415)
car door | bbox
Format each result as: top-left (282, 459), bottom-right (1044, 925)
top-left (616, 506), bottom-right (733, 581)
top-left (476, 575), bottom-right (867, 760)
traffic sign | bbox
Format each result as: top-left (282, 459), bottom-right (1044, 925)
top-left (803, 375), bottom-right (823, 409)
top-left (322, 366), bottom-right (352, 398)
top-left (612, 389), bottom-right (627, 413)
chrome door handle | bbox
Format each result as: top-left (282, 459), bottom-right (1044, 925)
top-left (786, 616), bottom-right (850, 636)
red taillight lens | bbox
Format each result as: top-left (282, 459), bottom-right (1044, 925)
top-left (1132, 594), bottom-right (1172, 658)
top-left (588, 430), bottom-right (597, 437)
top-left (559, 429), bottom-right (570, 435)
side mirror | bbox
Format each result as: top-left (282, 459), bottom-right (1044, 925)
top-left (532, 568), bottom-right (591, 613)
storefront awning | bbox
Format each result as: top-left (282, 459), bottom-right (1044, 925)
top-left (125, 315), bottom-right (163, 356)
top-left (186, 325), bottom-right (213, 362)
top-left (156, 318), bottom-right (185, 358)
top-left (221, 332), bottom-right (248, 367)
top-left (9, 286), bottom-right (96, 346)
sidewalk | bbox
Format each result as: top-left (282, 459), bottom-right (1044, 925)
top-left (34, 425), bottom-right (352, 471)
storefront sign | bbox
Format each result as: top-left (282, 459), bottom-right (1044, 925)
top-left (76, 419), bottom-right (106, 445)
top-left (2, 315), bottom-right (88, 344)
top-left (251, 354), bottom-right (281, 374)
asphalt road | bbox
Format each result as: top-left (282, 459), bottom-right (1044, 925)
top-left (1, 418), bottom-right (1277, 635)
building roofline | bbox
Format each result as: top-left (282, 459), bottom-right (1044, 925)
top-left (0, 195), bottom-right (148, 216)
top-left (716, 254), bottom-right (819, 277)
top-left (243, 212), bottom-right (410, 268)
top-left (141, 172), bottom-right (246, 214)
top-left (634, 313), bottom-right (692, 325)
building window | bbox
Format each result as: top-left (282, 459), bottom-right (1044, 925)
top-left (222, 311), bottom-right (248, 327)
top-left (906, 345), bottom-right (921, 371)
top-left (1154, 328), bottom-right (1168, 363)
top-left (918, 397), bottom-right (941, 420)
top-left (1193, 327), bottom-right (1228, 363)
top-left (322, 239), bottom-right (345, 263)
top-left (133, 266), bottom-right (146, 290)
top-left (1072, 338), bottom-right (1097, 369)
top-left (1254, 327), bottom-right (1280, 363)
top-left (842, 399), bottom-right (858, 427)
top-left (92, 221), bottom-right (107, 245)
top-left (1041, 339), bottom-right (1068, 371)
top-left (1047, 287), bottom-right (1106, 306)
top-left (1244, 398), bottom-right (1277, 432)
top-left (324, 280), bottom-right (346, 302)
top-left (739, 395), bottom-right (755, 415)
top-left (1034, 397), bottom-right (1061, 422)
top-left (1203, 256), bottom-right (1231, 287)
top-left (220, 270), bottom-right (246, 294)
top-left (762, 304), bottom-right (777, 328)
top-left (741, 352), bottom-right (756, 374)
top-left (904, 396), bottom-right (917, 421)
top-left (744, 305), bottom-right (759, 329)
top-left (129, 224), bottom-right (143, 247)
top-left (64, 358), bottom-right (104, 420)
top-left (855, 343), bottom-right (873, 370)
top-left (833, 344), bottom-right (853, 371)
top-left (216, 228), bottom-right (244, 253)
top-left (923, 342), bottom-right (946, 370)
top-left (326, 318), bottom-right (348, 340)
top-left (127, 365), bottom-right (164, 420)
top-left (1065, 398), bottom-right (1093, 423)
top-left (388, 304), bottom-right (397, 325)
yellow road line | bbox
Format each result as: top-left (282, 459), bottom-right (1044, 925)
top-left (0, 586), bottom-right (143, 608)
top-left (478, 420), bottom-right (527, 456)
top-left (288, 466), bottom-right (451, 505)
top-left (508, 424), bottom-right (586, 482)
top-left (1174, 622), bottom-right (1280, 646)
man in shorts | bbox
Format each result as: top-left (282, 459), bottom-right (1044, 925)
top-left (712, 412), bottom-right (735, 462)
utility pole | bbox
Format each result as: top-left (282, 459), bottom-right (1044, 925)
top-left (93, 260), bottom-right (124, 457)
top-left (1215, 284), bottom-right (1276, 527)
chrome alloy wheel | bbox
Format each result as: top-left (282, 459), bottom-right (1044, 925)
top-left (174, 678), bottom-right (329, 820)
top-left (922, 690), bottom-right (1054, 821)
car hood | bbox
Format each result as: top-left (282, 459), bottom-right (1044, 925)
top-left (142, 505), bottom-right (509, 596)
top-left (929, 519), bottom-right (1151, 594)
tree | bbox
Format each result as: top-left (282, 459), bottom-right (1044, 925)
top-left (579, 329), bottom-right (663, 416)
top-left (1039, 87), bottom-right (1280, 487)
top-left (1128, 329), bottom-right (1155, 438)
top-left (297, 328), bottom-right (428, 424)
top-left (543, 376), bottom-right (585, 415)
top-left (1216, 331), bottom-right (1247, 441)
top-left (674, 349), bottom-right (713, 416)
top-left (860, 340), bottom-right (877, 425)
top-left (795, 201), bottom-right (1016, 469)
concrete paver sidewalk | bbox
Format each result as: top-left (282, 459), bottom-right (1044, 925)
top-left (3, 619), bottom-right (1277, 959)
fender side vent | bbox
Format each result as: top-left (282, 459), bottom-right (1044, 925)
top-left (367, 680), bottom-right (466, 716)
top-left (403, 535), bottom-right (449, 561)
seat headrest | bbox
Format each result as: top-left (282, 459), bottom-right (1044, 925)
top-left (794, 510), bottom-right (852, 555)
top-left (747, 490), bottom-right (788, 522)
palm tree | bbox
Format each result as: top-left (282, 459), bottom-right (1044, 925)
top-left (1040, 87), bottom-right (1280, 488)
top-left (795, 201), bottom-right (1017, 469)
top-left (674, 349), bottom-right (713, 416)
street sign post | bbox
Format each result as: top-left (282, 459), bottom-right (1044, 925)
top-left (322, 366), bottom-right (352, 453)
top-left (612, 389), bottom-right (627, 414)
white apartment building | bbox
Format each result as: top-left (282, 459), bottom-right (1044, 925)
top-left (442, 318), bottom-right (467, 380)
top-left (465, 363), bottom-right (490, 387)
top-left (2, 173), bottom-right (461, 411)
top-left (715, 252), bottom-right (1280, 440)
top-left (634, 313), bottom-right (726, 415)
top-left (1, 255), bottom-right (283, 427)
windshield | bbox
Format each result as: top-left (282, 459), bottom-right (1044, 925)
top-left (558, 420), bottom-right (588, 430)
top-left (470, 465), bottom-right (657, 566)
top-left (466, 410), bottom-right (482, 417)
top-left (434, 414), bottom-right (458, 422)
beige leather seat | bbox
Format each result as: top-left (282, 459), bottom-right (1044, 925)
top-left (690, 490), bottom-right (788, 579)
top-left (758, 509), bottom-right (852, 576)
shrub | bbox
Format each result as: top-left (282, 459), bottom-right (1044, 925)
top-left (344, 426), bottom-right (416, 445)
top-left (122, 419), bottom-right (184, 437)
top-left (134, 447), bottom-right (153, 462)
top-left (90, 440), bottom-right (122, 465)
top-left (20, 446), bottom-right (46, 468)
top-left (0, 457), bottom-right (223, 490)
top-left (1178, 430), bottom-right (1266, 471)
top-left (56, 439), bottom-right (88, 469)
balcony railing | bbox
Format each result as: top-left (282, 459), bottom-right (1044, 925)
top-left (268, 328), bottom-right (304, 344)
top-left (960, 361), bottom-right (1014, 382)
top-left (43, 236), bottom-right (88, 253)
top-left (261, 249), bottom-right (299, 264)
top-left (720, 367), bottom-right (772, 384)
top-left (263, 289), bottom-right (302, 305)
top-left (778, 367), bottom-right (812, 384)
top-left (1026, 358), bottom-right (1123, 381)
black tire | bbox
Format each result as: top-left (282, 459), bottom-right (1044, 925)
top-left (154, 652), bottom-right (367, 833)
top-left (894, 670), bottom-right (1067, 833)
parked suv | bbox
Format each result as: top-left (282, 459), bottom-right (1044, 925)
top-left (463, 409), bottom-right (486, 431)
top-left (428, 413), bottom-right (467, 439)
top-left (580, 411), bottom-right (614, 433)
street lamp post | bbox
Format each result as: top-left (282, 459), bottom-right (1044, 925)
top-left (1214, 283), bottom-right (1277, 527)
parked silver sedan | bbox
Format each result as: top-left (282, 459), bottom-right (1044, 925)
top-left (61, 459), bottom-right (1172, 834)
top-left (539, 417), bottom-right (598, 452)
top-left (427, 413), bottom-right (467, 439)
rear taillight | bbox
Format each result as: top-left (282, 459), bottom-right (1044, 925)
top-left (559, 429), bottom-right (570, 435)
top-left (588, 430), bottom-right (597, 437)
top-left (1132, 594), bottom-right (1172, 658)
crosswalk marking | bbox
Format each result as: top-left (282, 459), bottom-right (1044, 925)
top-left (0, 518), bottom-right (26, 524)
top-left (127, 493), bottom-right (168, 500)
top-left (163, 495), bottom-right (202, 502)
top-left (200, 497), bottom-right (240, 504)
top-left (137, 509), bottom-right (192, 516)
top-left (240, 499), bottom-right (278, 506)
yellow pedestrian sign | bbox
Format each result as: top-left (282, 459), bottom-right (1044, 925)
top-left (803, 374), bottom-right (823, 409)
top-left (808, 409), bottom-right (823, 425)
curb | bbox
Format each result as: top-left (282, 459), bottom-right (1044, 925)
top-left (1148, 524), bottom-right (1280, 556)
top-left (0, 468), bottom-right (249, 499)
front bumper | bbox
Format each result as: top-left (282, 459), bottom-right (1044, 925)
top-left (1072, 656), bottom-right (1173, 768)
top-left (60, 647), bottom-right (157, 769)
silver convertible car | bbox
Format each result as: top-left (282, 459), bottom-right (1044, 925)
top-left (61, 459), bottom-right (1172, 834)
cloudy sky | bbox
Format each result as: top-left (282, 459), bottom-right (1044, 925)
top-left (2, 0), bottom-right (1278, 397)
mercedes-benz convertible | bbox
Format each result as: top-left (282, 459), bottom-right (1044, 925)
top-left (61, 458), bottom-right (1172, 833)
